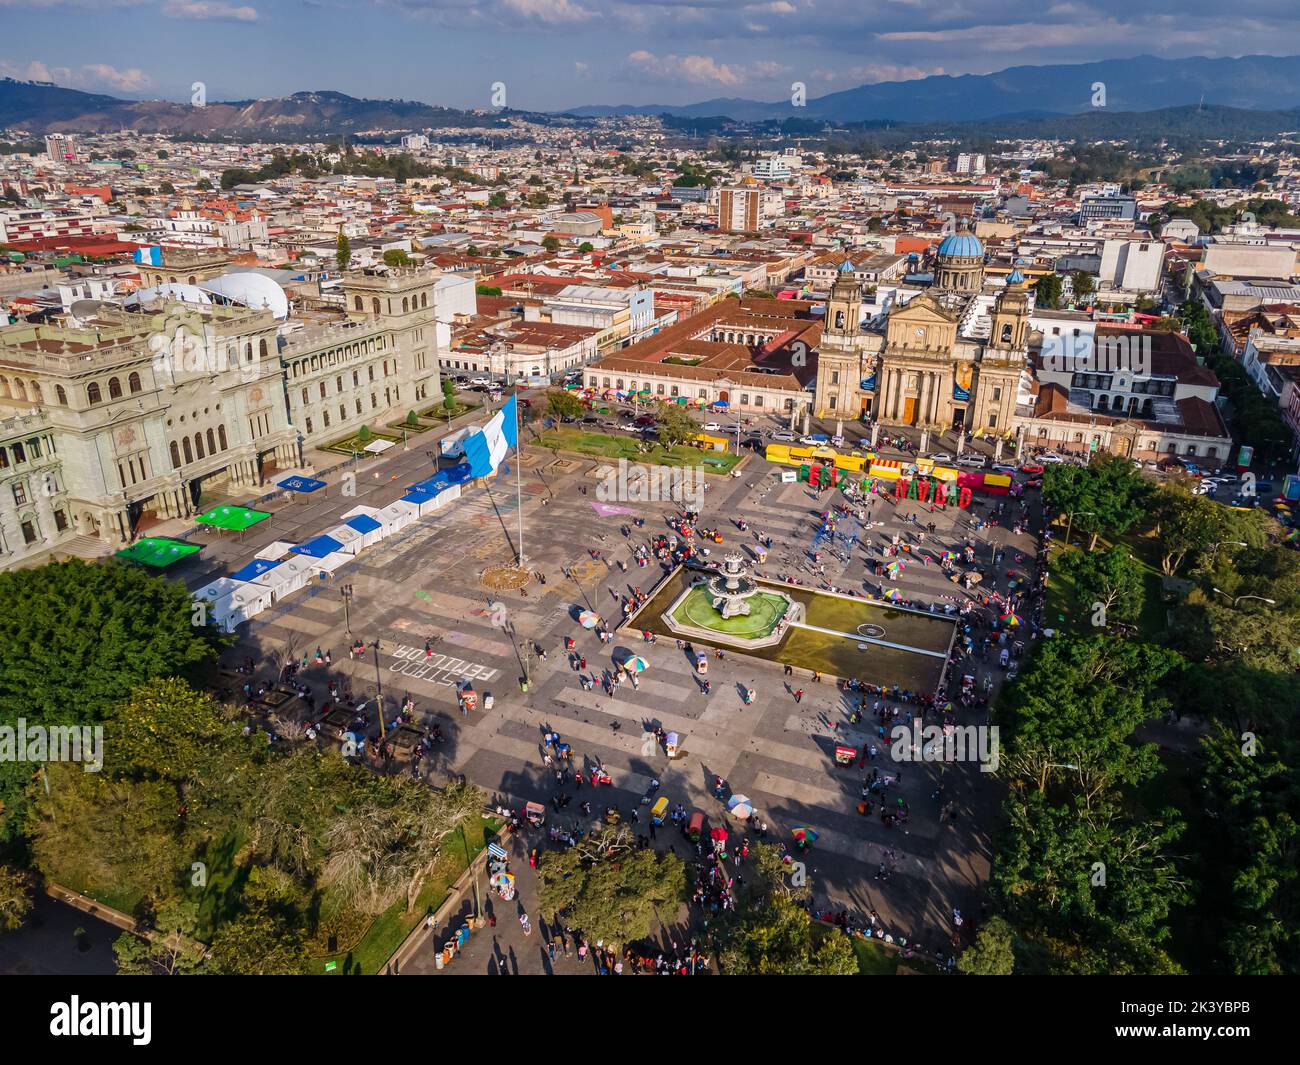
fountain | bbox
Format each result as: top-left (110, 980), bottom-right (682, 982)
top-left (707, 553), bottom-right (760, 618)
top-left (660, 552), bottom-right (803, 648)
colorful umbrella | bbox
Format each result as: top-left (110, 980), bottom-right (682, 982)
top-left (1000, 612), bottom-right (1022, 627)
top-left (940, 550), bottom-right (954, 562)
top-left (884, 588), bottom-right (903, 602)
top-left (885, 560), bottom-right (904, 578)
top-left (727, 794), bottom-right (753, 819)
top-left (578, 610), bottom-right (600, 629)
top-left (791, 826), bottom-right (818, 844)
top-left (623, 655), bottom-right (650, 674)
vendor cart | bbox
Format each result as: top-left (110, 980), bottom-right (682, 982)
top-left (651, 796), bottom-right (669, 826)
top-left (664, 731), bottom-right (680, 758)
top-left (525, 801), bottom-right (546, 827)
top-left (687, 811), bottom-right (705, 843)
top-left (834, 744), bottom-right (858, 767)
top-left (695, 652), bottom-right (708, 676)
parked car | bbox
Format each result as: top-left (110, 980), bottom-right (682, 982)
top-left (800, 434), bottom-right (830, 446)
top-left (723, 423), bottom-right (744, 435)
top-left (1039, 453), bottom-right (1065, 464)
top-left (469, 376), bottom-right (491, 386)
top-left (925, 452), bottom-right (954, 464)
top-left (702, 422), bottom-right (722, 433)
top-left (1019, 462), bottom-right (1044, 475)
top-left (957, 454), bottom-right (987, 468)
top-left (771, 430), bottom-right (797, 442)
top-left (992, 464), bottom-right (1018, 476)
top-left (580, 415), bottom-right (600, 425)
top-left (634, 415), bottom-right (656, 427)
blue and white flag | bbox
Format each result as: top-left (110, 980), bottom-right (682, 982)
top-left (464, 394), bottom-right (519, 478)
top-left (132, 245), bottom-right (163, 266)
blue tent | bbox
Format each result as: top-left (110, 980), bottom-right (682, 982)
top-left (344, 514), bottom-right (382, 535)
top-left (291, 534), bottom-right (345, 559)
top-left (231, 558), bottom-right (281, 582)
top-left (278, 475), bottom-right (326, 494)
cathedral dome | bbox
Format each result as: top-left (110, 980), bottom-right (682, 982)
top-left (935, 232), bottom-right (984, 259)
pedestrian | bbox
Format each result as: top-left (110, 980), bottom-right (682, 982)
top-left (794, 688), bottom-right (804, 703)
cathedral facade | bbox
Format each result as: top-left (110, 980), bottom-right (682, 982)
top-left (813, 230), bottom-right (1031, 437)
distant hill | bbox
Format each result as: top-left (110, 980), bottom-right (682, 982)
top-left (0, 81), bottom-right (509, 135)
top-left (569, 54), bottom-right (1300, 124)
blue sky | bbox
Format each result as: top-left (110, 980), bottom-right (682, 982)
top-left (3, 0), bottom-right (1298, 112)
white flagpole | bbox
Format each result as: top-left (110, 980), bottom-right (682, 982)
top-left (515, 386), bottom-right (524, 566)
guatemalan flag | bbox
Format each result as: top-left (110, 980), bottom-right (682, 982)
top-left (464, 394), bottom-right (519, 478)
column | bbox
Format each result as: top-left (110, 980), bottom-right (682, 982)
top-left (881, 370), bottom-right (894, 422)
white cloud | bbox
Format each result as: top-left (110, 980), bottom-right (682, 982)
top-left (161, 1), bottom-right (259, 20)
top-left (626, 50), bottom-right (791, 87)
top-left (0, 58), bottom-right (153, 93)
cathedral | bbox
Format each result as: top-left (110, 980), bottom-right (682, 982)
top-left (813, 227), bottom-right (1031, 437)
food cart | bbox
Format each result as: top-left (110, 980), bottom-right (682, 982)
top-left (695, 652), bottom-right (708, 676)
top-left (457, 685), bottom-right (478, 714)
top-left (525, 801), bottom-right (546, 827)
top-left (604, 806), bottom-right (622, 825)
top-left (687, 811), bottom-right (705, 843)
top-left (834, 744), bottom-right (858, 767)
top-left (651, 796), bottom-right (670, 825)
top-left (710, 826), bottom-right (729, 858)
top-left (664, 731), bottom-right (680, 758)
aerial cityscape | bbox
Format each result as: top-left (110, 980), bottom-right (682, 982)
top-left (0, 0), bottom-right (1298, 1011)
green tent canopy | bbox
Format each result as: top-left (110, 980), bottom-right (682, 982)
top-left (195, 505), bottom-right (270, 532)
top-left (115, 538), bottom-right (202, 568)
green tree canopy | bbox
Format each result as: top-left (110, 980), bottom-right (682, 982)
top-left (537, 826), bottom-right (685, 947)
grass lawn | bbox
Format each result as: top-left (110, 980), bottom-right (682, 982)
top-left (315, 818), bottom-right (500, 975)
top-left (536, 428), bottom-right (743, 474)
top-left (672, 584), bottom-right (788, 638)
top-left (852, 936), bottom-right (901, 975)
top-left (321, 429), bottom-right (402, 456)
top-left (421, 401), bottom-right (478, 421)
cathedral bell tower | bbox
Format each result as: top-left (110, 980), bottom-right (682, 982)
top-left (972, 268), bottom-right (1031, 436)
top-left (814, 260), bottom-right (864, 419)
top-left (824, 260), bottom-right (861, 345)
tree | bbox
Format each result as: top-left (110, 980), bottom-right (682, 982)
top-left (158, 181), bottom-right (175, 195)
top-left (0, 863), bottom-right (33, 931)
top-left (1043, 454), bottom-right (1148, 550)
top-left (195, 178), bottom-right (212, 191)
top-left (715, 844), bottom-right (856, 975)
top-left (335, 228), bottom-right (351, 272)
top-left (405, 409), bottom-right (420, 427)
top-left (546, 389), bottom-right (585, 420)
top-left (113, 898), bottom-right (204, 975)
top-left (1057, 545), bottom-right (1145, 624)
top-left (0, 560), bottom-right (223, 839)
top-left (1034, 274), bottom-right (1063, 309)
top-left (207, 869), bottom-right (310, 975)
top-left (959, 916), bottom-right (1017, 974)
top-left (537, 826), bottom-right (685, 947)
top-left (1070, 270), bottom-right (1096, 301)
top-left (442, 378), bottom-right (457, 415)
top-left (578, 241), bottom-right (594, 253)
top-left (320, 776), bottom-right (481, 915)
top-left (488, 191), bottom-right (507, 208)
top-left (382, 248), bottom-right (411, 267)
top-left (541, 235), bottom-right (560, 252)
top-left (357, 424), bottom-right (372, 444)
top-left (651, 400), bottom-right (699, 450)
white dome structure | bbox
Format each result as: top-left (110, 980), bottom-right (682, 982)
top-left (200, 271), bottom-right (290, 320)
top-left (125, 283), bottom-right (213, 309)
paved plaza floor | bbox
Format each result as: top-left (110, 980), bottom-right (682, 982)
top-left (189, 412), bottom-right (1034, 957)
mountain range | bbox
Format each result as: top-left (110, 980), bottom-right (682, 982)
top-left (0, 81), bottom-right (506, 136)
top-left (4, 53), bottom-right (1300, 139)
top-left (568, 53), bottom-right (1300, 124)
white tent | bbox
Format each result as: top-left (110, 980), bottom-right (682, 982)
top-left (209, 584), bottom-right (272, 632)
top-left (340, 505), bottom-right (388, 546)
top-left (322, 524), bottom-right (363, 555)
top-left (405, 483), bottom-right (461, 517)
top-left (313, 550), bottom-right (353, 574)
top-left (376, 499), bottom-right (420, 534)
top-left (247, 554), bottom-right (314, 600)
top-left (255, 540), bottom-right (297, 561)
top-left (193, 576), bottom-right (242, 605)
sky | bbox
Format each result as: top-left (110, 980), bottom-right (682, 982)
top-left (3, 0), bottom-right (1300, 112)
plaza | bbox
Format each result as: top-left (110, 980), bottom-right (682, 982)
top-left (157, 399), bottom-right (1035, 957)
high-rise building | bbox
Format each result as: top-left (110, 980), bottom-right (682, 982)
top-left (44, 134), bottom-right (79, 164)
top-left (955, 153), bottom-right (986, 175)
top-left (717, 184), bottom-right (760, 233)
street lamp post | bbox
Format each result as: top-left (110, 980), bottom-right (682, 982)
top-left (1212, 588), bottom-right (1277, 609)
top-left (372, 640), bottom-right (386, 738)
top-left (341, 583), bottom-right (354, 635)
